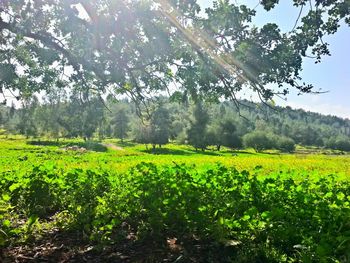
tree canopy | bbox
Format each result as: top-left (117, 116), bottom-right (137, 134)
top-left (1, 0), bottom-right (349, 105)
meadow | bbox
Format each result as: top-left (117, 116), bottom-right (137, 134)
top-left (1, 136), bottom-right (350, 262)
top-left (2, 137), bottom-right (350, 179)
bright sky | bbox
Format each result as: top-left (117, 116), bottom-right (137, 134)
top-left (198, 0), bottom-right (350, 119)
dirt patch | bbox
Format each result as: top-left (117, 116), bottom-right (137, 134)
top-left (1, 228), bottom-right (226, 262)
top-left (1, 232), bottom-right (186, 263)
top-left (103, 143), bottom-right (124, 151)
top-left (61, 146), bottom-right (87, 153)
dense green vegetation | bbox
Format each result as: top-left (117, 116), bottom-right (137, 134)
top-left (2, 137), bottom-right (350, 177)
top-left (1, 137), bottom-right (350, 261)
top-left (1, 97), bottom-right (350, 153)
top-left (1, 1), bottom-right (350, 103)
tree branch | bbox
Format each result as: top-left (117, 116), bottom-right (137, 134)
top-left (0, 19), bottom-right (107, 84)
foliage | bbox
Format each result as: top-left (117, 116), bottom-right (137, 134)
top-left (187, 103), bottom-right (210, 151)
top-left (277, 136), bottom-right (296, 153)
top-left (326, 136), bottom-right (350, 152)
top-left (2, 98), bottom-right (350, 151)
top-left (60, 96), bottom-right (105, 140)
top-left (1, 1), bottom-right (349, 103)
top-left (15, 97), bottom-right (39, 138)
top-left (149, 105), bottom-right (171, 148)
top-left (243, 131), bottom-right (274, 152)
top-left (111, 105), bottom-right (129, 142)
top-left (207, 117), bottom-right (242, 151)
top-left (1, 158), bottom-right (350, 262)
top-left (131, 121), bottom-right (152, 146)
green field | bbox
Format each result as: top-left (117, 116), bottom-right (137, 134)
top-left (2, 137), bottom-right (350, 178)
top-left (1, 137), bottom-right (350, 262)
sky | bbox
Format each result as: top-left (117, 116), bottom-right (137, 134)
top-left (198, 0), bottom-right (350, 119)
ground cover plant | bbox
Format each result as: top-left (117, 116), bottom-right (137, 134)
top-left (1, 137), bottom-right (350, 262)
top-left (1, 137), bottom-right (350, 178)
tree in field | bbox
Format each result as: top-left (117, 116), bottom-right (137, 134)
top-left (243, 131), bottom-right (274, 152)
top-left (290, 125), bottom-right (323, 147)
top-left (56, 100), bottom-right (82, 138)
top-left (187, 103), bottom-right (209, 151)
top-left (96, 118), bottom-right (112, 140)
top-left (168, 103), bottom-right (190, 142)
top-left (132, 104), bottom-right (171, 149)
top-left (37, 89), bottom-right (67, 139)
top-left (1, 0), bottom-right (349, 107)
top-left (16, 97), bottom-right (39, 138)
top-left (207, 117), bottom-right (242, 151)
top-left (149, 105), bottom-right (171, 149)
top-left (326, 136), bottom-right (350, 151)
top-left (221, 119), bottom-right (242, 150)
top-left (83, 99), bottom-right (105, 140)
top-left (111, 106), bottom-right (129, 142)
top-left (132, 122), bottom-right (152, 147)
top-left (56, 95), bottom-right (105, 140)
top-left (171, 119), bottom-right (187, 143)
top-left (0, 106), bottom-right (5, 127)
top-left (276, 136), bottom-right (296, 153)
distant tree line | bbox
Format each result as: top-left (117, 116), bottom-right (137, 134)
top-left (1, 93), bottom-right (350, 152)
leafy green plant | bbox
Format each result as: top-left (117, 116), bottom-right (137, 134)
top-left (1, 156), bottom-right (350, 261)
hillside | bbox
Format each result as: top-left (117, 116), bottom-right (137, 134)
top-left (1, 98), bottom-right (350, 151)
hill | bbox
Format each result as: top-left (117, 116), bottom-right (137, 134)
top-left (1, 97), bottom-right (350, 151)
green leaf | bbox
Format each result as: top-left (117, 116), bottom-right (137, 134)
top-left (27, 215), bottom-right (39, 228)
top-left (337, 192), bottom-right (345, 201)
top-left (241, 215), bottom-right (251, 221)
top-left (2, 194), bottom-right (10, 202)
top-left (9, 183), bottom-right (21, 192)
top-left (261, 211), bottom-right (271, 219)
top-left (2, 220), bottom-right (11, 228)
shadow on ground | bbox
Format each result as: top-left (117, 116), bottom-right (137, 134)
top-left (1, 229), bottom-right (231, 263)
top-left (140, 147), bottom-right (225, 156)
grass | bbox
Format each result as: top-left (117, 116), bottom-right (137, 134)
top-left (1, 136), bottom-right (350, 180)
